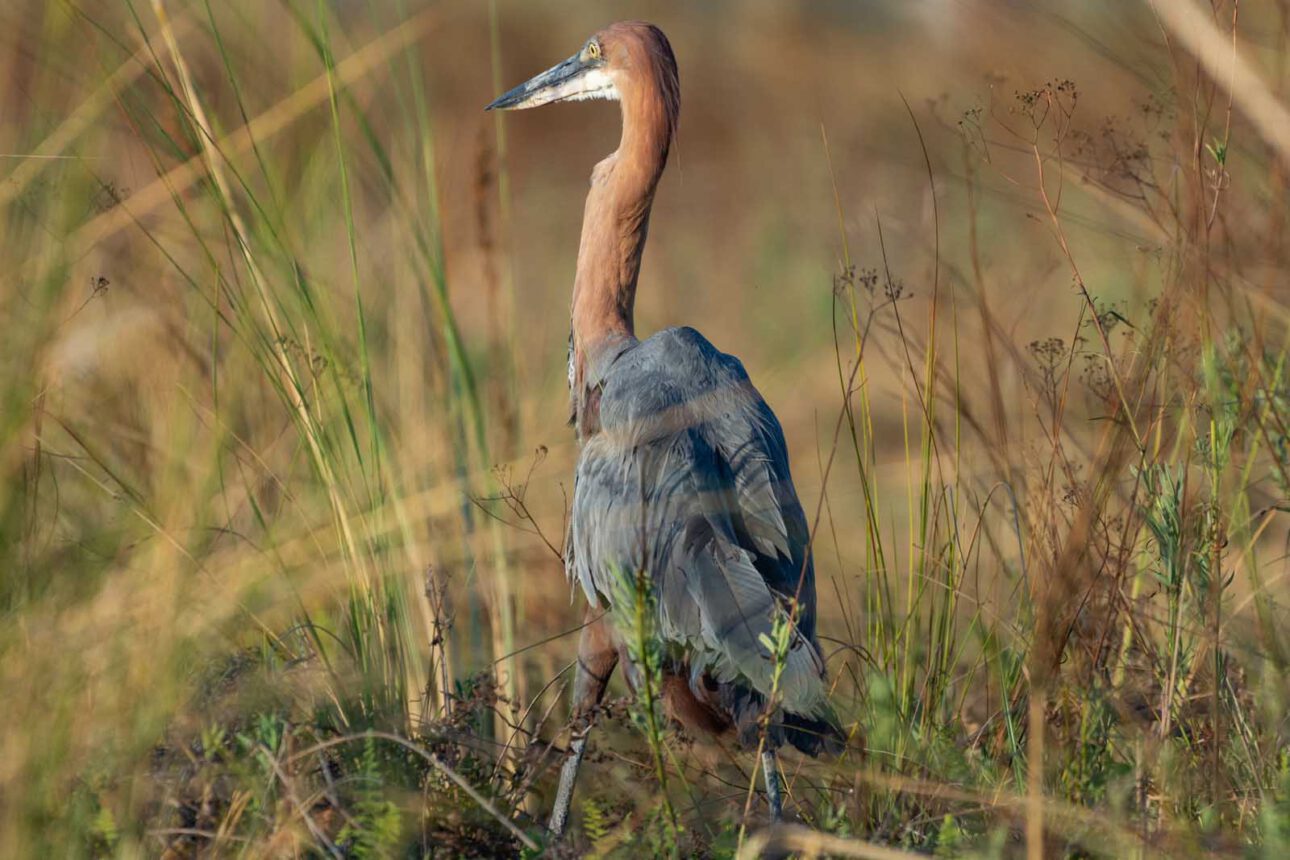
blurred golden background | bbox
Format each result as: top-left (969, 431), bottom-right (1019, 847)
top-left (4, 0), bottom-right (1290, 855)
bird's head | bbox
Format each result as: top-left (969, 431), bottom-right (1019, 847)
top-left (485, 21), bottom-right (679, 133)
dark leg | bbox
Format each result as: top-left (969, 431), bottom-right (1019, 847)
top-left (762, 748), bottom-right (783, 822)
top-left (549, 610), bottom-right (619, 838)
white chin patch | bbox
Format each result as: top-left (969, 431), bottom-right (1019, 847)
top-left (554, 68), bottom-right (619, 104)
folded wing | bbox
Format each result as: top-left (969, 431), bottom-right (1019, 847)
top-left (567, 327), bottom-right (829, 720)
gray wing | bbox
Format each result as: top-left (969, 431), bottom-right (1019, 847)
top-left (567, 327), bottom-right (828, 717)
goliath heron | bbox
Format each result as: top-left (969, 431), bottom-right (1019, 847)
top-left (487, 21), bottom-right (842, 837)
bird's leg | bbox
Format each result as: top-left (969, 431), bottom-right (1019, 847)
top-left (549, 610), bottom-right (619, 838)
top-left (549, 735), bottom-right (588, 840)
top-left (762, 748), bottom-right (783, 823)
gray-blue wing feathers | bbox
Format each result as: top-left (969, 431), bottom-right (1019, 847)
top-left (567, 327), bottom-right (829, 720)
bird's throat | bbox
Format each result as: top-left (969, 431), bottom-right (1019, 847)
top-left (570, 160), bottom-right (642, 357)
top-left (570, 91), bottom-right (673, 431)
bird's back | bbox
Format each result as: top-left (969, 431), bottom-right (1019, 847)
top-left (568, 327), bottom-right (840, 754)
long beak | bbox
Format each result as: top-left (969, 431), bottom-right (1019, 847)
top-left (485, 53), bottom-right (614, 111)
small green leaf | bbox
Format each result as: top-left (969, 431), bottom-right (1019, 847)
top-left (1205, 138), bottom-right (1227, 166)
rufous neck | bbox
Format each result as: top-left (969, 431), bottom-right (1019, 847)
top-left (571, 88), bottom-right (673, 366)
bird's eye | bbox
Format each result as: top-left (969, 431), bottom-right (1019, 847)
top-left (586, 40), bottom-right (601, 60)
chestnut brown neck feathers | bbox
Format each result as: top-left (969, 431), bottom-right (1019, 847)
top-left (570, 23), bottom-right (679, 434)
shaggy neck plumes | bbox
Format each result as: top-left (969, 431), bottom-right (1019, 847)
top-left (570, 25), bottom-right (679, 425)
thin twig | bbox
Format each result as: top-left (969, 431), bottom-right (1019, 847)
top-left (285, 731), bottom-right (539, 851)
top-left (258, 744), bottom-right (344, 859)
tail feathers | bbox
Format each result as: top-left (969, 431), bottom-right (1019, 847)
top-left (717, 682), bottom-right (847, 757)
top-left (779, 707), bottom-right (846, 757)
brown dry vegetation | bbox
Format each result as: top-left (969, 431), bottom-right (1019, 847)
top-left (4, 0), bottom-right (1290, 857)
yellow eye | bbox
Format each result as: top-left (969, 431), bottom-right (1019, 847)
top-left (586, 40), bottom-right (601, 60)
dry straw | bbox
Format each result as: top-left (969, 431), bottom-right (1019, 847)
top-left (1149, 0), bottom-right (1290, 165)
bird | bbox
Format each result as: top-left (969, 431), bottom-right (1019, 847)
top-left (486, 21), bottom-right (843, 838)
